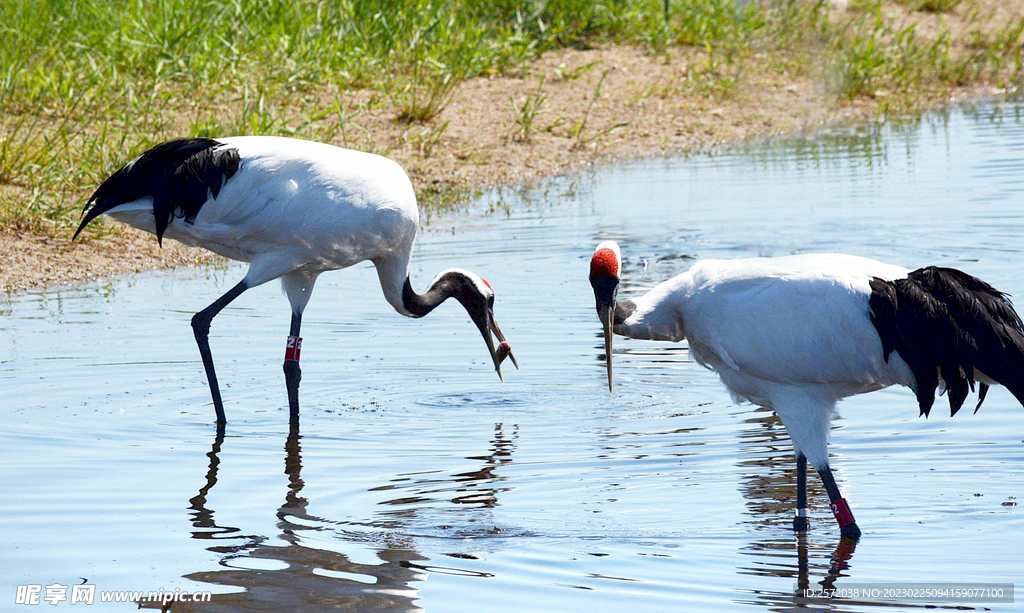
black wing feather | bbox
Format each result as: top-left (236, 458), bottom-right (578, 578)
top-left (73, 137), bottom-right (240, 245)
top-left (869, 266), bottom-right (1024, 417)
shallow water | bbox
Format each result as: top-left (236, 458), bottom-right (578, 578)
top-left (3, 102), bottom-right (1023, 612)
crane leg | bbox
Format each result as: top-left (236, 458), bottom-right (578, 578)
top-left (793, 453), bottom-right (809, 532)
top-left (816, 465), bottom-right (861, 541)
top-left (283, 312), bottom-right (302, 425)
top-left (191, 280), bottom-right (248, 425)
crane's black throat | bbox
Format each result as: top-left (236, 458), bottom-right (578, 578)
top-left (401, 272), bottom-right (487, 321)
top-left (590, 274), bottom-right (635, 326)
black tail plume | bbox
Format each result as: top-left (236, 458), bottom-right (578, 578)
top-left (73, 137), bottom-right (240, 245)
top-left (869, 267), bottom-right (1024, 417)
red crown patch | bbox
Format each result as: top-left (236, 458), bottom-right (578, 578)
top-left (590, 248), bottom-right (619, 278)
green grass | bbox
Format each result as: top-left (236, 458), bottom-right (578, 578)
top-left (0, 0), bottom-right (748, 233)
top-left (828, 6), bottom-right (1024, 99)
top-left (1, 0), bottom-right (1022, 236)
top-left (897, 0), bottom-right (964, 12)
top-left (509, 76), bottom-right (549, 143)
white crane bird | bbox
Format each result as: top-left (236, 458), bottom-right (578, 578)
top-left (74, 136), bottom-right (516, 425)
top-left (589, 241), bottom-right (1024, 540)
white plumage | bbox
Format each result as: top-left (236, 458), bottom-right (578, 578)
top-left (104, 137), bottom-right (418, 304)
top-left (625, 254), bottom-right (913, 466)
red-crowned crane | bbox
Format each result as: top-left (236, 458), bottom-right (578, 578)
top-left (589, 240), bottom-right (1024, 540)
top-left (74, 137), bottom-right (516, 425)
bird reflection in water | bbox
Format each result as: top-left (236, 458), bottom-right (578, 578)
top-left (148, 423), bottom-right (426, 612)
top-left (734, 409), bottom-right (860, 611)
top-left (146, 420), bottom-right (517, 611)
top-left (452, 423), bottom-right (518, 508)
top-left (371, 423), bottom-right (519, 539)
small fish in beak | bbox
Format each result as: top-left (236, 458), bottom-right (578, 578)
top-left (496, 341), bottom-right (513, 367)
top-left (473, 296), bottom-right (518, 382)
top-left (491, 317), bottom-right (518, 370)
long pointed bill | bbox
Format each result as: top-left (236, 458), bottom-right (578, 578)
top-left (474, 309), bottom-right (514, 382)
top-left (479, 323), bottom-right (503, 382)
top-left (489, 314), bottom-right (518, 370)
top-left (604, 306), bottom-right (614, 392)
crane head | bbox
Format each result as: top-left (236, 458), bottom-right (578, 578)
top-left (589, 241), bottom-right (621, 392)
top-left (457, 273), bottom-right (518, 381)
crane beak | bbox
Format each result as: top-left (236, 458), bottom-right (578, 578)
top-left (603, 306), bottom-right (614, 392)
top-left (472, 305), bottom-right (515, 382)
top-left (590, 273), bottom-right (619, 393)
top-left (490, 314), bottom-right (518, 370)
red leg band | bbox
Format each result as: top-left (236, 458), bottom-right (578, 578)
top-left (285, 336), bottom-right (302, 361)
top-left (830, 498), bottom-right (856, 528)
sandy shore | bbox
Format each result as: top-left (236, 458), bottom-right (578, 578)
top-left (2, 1), bottom-right (1016, 291)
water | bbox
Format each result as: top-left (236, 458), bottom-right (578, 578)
top-left (3, 103), bottom-right (1023, 612)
